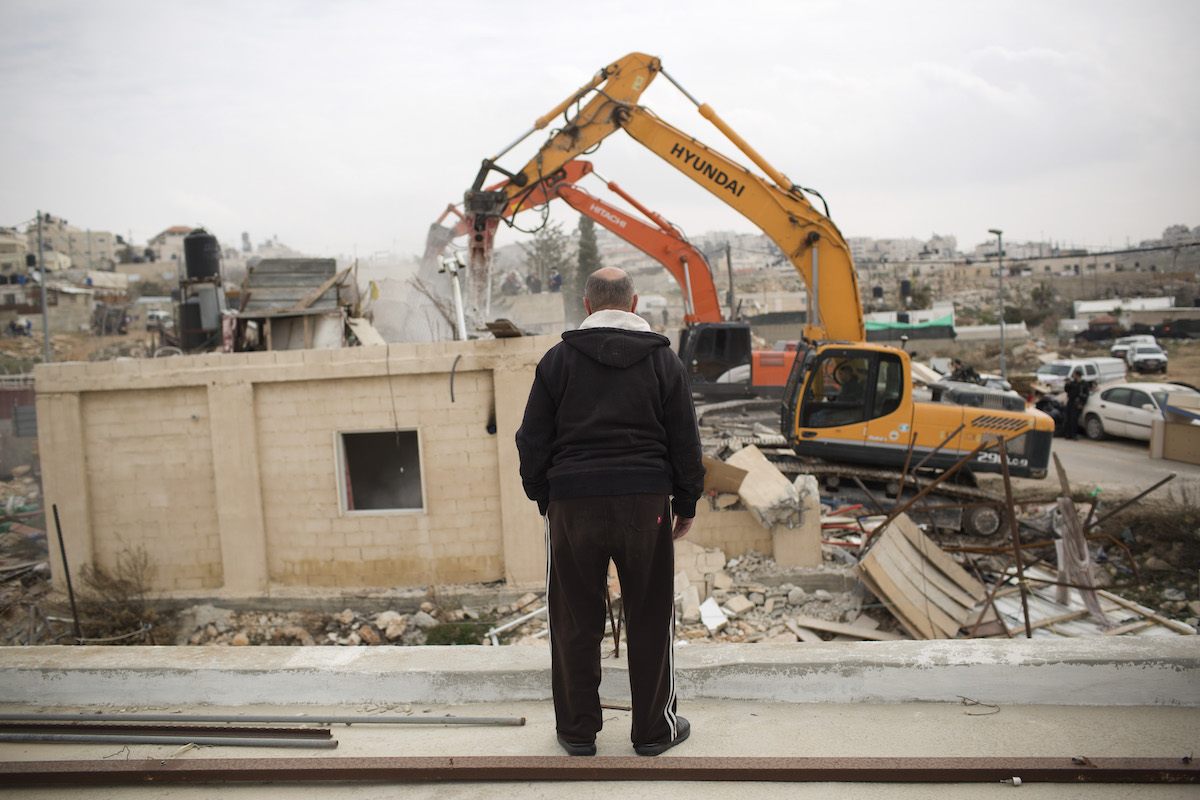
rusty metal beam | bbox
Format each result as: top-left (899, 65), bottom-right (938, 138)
top-left (0, 756), bottom-right (1195, 785)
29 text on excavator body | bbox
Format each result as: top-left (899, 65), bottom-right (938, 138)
top-left (455, 52), bottom-right (1055, 534)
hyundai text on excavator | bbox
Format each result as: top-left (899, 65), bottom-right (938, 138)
top-left (424, 162), bottom-right (796, 397)
top-left (460, 53), bottom-right (1054, 535)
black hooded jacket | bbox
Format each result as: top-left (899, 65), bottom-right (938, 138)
top-left (515, 317), bottom-right (705, 519)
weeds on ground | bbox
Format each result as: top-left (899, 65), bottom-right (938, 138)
top-left (73, 545), bottom-right (172, 644)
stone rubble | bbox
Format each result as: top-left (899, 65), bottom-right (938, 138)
top-left (174, 545), bottom-right (876, 648)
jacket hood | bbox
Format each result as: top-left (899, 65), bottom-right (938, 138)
top-left (562, 310), bottom-right (669, 368)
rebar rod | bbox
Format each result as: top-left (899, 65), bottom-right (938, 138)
top-left (998, 439), bottom-right (1032, 638)
top-left (0, 733), bottom-right (338, 749)
top-left (0, 713), bottom-right (525, 726)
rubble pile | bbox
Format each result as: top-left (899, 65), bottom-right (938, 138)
top-left (0, 466), bottom-right (41, 512)
top-left (671, 543), bottom-right (871, 644)
top-left (175, 593), bottom-right (551, 647)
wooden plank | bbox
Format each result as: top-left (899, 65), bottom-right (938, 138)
top-left (1103, 620), bottom-right (1156, 636)
top-left (789, 614), bottom-right (907, 641)
top-left (874, 536), bottom-right (973, 630)
top-left (889, 514), bottom-right (986, 602)
top-left (783, 619), bottom-right (824, 643)
top-left (1095, 589), bottom-right (1197, 635)
top-left (865, 540), bottom-right (962, 638)
top-left (855, 570), bottom-right (925, 640)
top-left (877, 533), bottom-right (976, 618)
top-left (287, 266), bottom-right (352, 312)
top-left (854, 555), bottom-right (937, 639)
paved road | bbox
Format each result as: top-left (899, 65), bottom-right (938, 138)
top-left (977, 433), bottom-right (1200, 502)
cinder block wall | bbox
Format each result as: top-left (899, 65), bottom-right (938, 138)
top-left (83, 386), bottom-right (222, 590)
top-left (35, 338), bottom-right (554, 595)
top-left (35, 336), bottom-right (789, 597)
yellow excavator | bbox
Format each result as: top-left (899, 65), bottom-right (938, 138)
top-left (462, 53), bottom-right (1054, 535)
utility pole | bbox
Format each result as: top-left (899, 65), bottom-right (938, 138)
top-left (37, 212), bottom-right (51, 364)
top-left (988, 228), bottom-right (1006, 378)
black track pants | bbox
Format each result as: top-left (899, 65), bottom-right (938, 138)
top-left (545, 494), bottom-right (679, 745)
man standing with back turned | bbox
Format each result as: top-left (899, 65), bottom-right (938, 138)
top-left (516, 266), bottom-right (705, 757)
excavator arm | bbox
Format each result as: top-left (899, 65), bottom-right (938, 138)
top-left (466, 53), bottom-right (864, 343)
top-left (426, 160), bottom-right (722, 323)
top-left (551, 181), bottom-right (722, 324)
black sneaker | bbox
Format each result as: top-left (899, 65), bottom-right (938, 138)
top-left (556, 733), bottom-right (596, 756)
top-left (633, 716), bottom-right (690, 756)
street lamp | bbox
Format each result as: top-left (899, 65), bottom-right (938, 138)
top-left (988, 228), bottom-right (1006, 378)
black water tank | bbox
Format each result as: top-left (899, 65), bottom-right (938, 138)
top-left (184, 228), bottom-right (221, 281)
top-left (180, 299), bottom-right (207, 349)
top-left (900, 279), bottom-right (912, 297)
top-left (897, 312), bottom-right (910, 323)
top-left (872, 286), bottom-right (884, 298)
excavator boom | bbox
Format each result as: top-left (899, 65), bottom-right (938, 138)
top-left (551, 182), bottom-right (722, 324)
top-left (466, 54), bottom-right (863, 343)
top-left (460, 54), bottom-right (1054, 498)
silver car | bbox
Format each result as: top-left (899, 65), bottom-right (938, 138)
top-left (1082, 382), bottom-right (1200, 441)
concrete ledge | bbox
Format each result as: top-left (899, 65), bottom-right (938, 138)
top-left (1, 638), bottom-right (1196, 709)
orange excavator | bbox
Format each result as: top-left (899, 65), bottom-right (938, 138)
top-left (424, 162), bottom-right (798, 396)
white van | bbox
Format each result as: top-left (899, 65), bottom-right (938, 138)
top-left (1035, 357), bottom-right (1127, 393)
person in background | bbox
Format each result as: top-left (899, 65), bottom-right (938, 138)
top-left (1064, 369), bottom-right (1090, 439)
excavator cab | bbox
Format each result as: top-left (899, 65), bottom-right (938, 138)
top-left (678, 322), bottom-right (753, 396)
top-left (783, 345), bottom-right (912, 466)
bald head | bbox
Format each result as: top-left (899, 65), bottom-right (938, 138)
top-left (584, 267), bottom-right (636, 313)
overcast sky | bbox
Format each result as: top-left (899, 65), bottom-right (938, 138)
top-left (3, 0), bottom-right (1197, 262)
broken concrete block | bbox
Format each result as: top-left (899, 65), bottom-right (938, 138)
top-left (699, 597), bottom-right (728, 633)
top-left (772, 473), bottom-right (823, 568)
top-left (722, 594), bottom-right (756, 617)
top-left (674, 539), bottom-right (725, 584)
top-left (762, 632), bottom-right (799, 643)
top-left (681, 585), bottom-right (701, 623)
top-left (715, 493), bottom-right (740, 509)
top-left (673, 571), bottom-right (691, 595)
top-left (702, 552), bottom-right (727, 574)
top-left (724, 445), bottom-right (800, 528)
top-left (748, 592), bottom-right (765, 606)
top-left (356, 624), bottom-right (382, 645)
top-left (411, 611), bottom-right (438, 630)
top-left (703, 455), bottom-right (748, 494)
top-left (712, 571), bottom-right (733, 591)
top-left (384, 618), bottom-right (409, 641)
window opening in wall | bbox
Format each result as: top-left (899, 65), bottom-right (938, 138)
top-left (341, 430), bottom-right (423, 512)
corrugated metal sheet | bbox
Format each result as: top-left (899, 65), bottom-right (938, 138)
top-left (241, 259), bottom-right (339, 313)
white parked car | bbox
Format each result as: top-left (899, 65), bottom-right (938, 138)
top-left (1110, 334), bottom-right (1156, 360)
top-left (1125, 344), bottom-right (1168, 374)
top-left (1081, 382), bottom-right (1200, 441)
